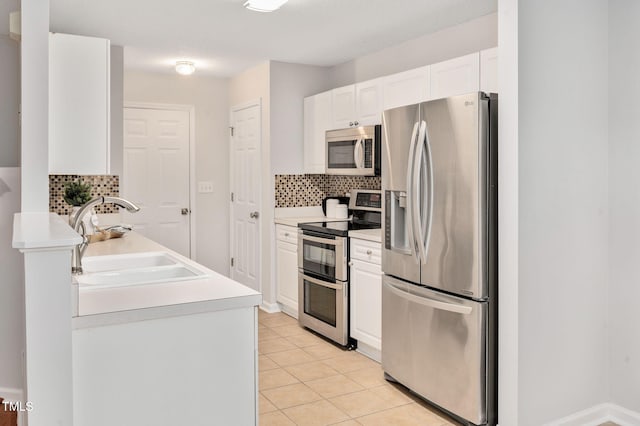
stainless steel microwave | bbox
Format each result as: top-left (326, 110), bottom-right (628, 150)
top-left (326, 125), bottom-right (381, 176)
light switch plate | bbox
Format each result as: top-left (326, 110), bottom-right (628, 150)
top-left (198, 181), bottom-right (214, 193)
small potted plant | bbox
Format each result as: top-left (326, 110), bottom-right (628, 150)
top-left (64, 179), bottom-right (93, 227)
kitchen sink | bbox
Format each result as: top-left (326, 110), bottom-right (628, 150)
top-left (76, 252), bottom-right (210, 288)
top-left (81, 252), bottom-right (178, 273)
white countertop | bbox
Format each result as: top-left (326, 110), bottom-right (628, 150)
top-left (349, 228), bottom-right (383, 243)
top-left (275, 216), bottom-right (337, 227)
top-left (13, 212), bottom-right (82, 250)
top-left (73, 232), bottom-right (261, 329)
top-left (274, 206), bottom-right (349, 227)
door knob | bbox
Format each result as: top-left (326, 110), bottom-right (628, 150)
top-left (181, 208), bottom-right (190, 215)
top-left (249, 211), bottom-right (260, 219)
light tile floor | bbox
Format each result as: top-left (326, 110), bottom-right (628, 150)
top-left (258, 310), bottom-right (460, 426)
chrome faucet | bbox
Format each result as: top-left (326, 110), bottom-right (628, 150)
top-left (71, 196), bottom-right (140, 274)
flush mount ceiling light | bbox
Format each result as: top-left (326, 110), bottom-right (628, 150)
top-left (175, 61), bottom-right (196, 75)
top-left (243, 0), bottom-right (288, 12)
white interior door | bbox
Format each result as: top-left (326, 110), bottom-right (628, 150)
top-left (122, 107), bottom-right (191, 257)
top-left (230, 102), bottom-right (261, 292)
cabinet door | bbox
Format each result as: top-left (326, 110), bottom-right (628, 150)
top-left (303, 91), bottom-right (331, 174)
top-left (332, 85), bottom-right (356, 129)
top-left (355, 79), bottom-right (383, 125)
top-left (49, 33), bottom-right (110, 174)
top-left (480, 47), bottom-right (498, 94)
top-left (350, 258), bottom-right (382, 352)
top-left (429, 52), bottom-right (480, 101)
top-left (382, 66), bottom-right (430, 111)
top-left (276, 239), bottom-right (299, 316)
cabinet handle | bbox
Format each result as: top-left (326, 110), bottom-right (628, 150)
top-left (354, 121), bottom-right (359, 126)
top-left (284, 232), bottom-right (290, 237)
top-left (348, 261), bottom-right (354, 267)
top-left (366, 249), bottom-right (372, 255)
top-left (349, 121), bottom-right (354, 127)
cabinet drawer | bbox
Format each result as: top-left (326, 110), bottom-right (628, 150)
top-left (350, 238), bottom-right (381, 264)
top-left (276, 224), bottom-right (299, 244)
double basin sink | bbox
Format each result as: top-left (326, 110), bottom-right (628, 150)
top-left (75, 251), bottom-right (210, 289)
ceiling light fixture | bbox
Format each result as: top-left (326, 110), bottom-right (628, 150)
top-left (175, 61), bottom-right (196, 75)
top-left (243, 0), bottom-right (288, 12)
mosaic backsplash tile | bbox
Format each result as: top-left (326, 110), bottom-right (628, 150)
top-left (49, 175), bottom-right (120, 215)
top-left (275, 174), bottom-right (381, 208)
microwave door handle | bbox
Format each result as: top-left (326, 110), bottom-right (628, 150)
top-left (358, 139), bottom-right (365, 169)
top-left (406, 122), bottom-right (420, 262)
top-left (384, 281), bottom-right (473, 315)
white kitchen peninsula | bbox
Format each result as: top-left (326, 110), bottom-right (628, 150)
top-left (72, 232), bottom-right (261, 426)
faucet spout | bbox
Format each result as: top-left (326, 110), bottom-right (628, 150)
top-left (71, 196), bottom-right (140, 274)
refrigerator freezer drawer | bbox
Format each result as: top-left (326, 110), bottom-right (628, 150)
top-left (382, 275), bottom-right (488, 425)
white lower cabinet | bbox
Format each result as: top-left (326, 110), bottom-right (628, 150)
top-left (349, 238), bottom-right (382, 361)
top-left (276, 225), bottom-right (299, 317)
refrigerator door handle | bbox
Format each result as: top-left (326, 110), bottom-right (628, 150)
top-left (384, 280), bottom-right (473, 315)
top-left (406, 122), bottom-right (420, 261)
top-left (412, 121), bottom-right (433, 264)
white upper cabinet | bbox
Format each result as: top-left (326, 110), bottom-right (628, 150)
top-left (382, 66), bottom-right (430, 111)
top-left (303, 90), bottom-right (331, 174)
top-left (428, 52), bottom-right (480, 101)
top-left (331, 85), bottom-right (356, 129)
top-left (49, 33), bottom-right (110, 175)
top-left (355, 78), bottom-right (383, 126)
top-left (480, 47), bottom-right (498, 93)
top-left (332, 81), bottom-right (383, 129)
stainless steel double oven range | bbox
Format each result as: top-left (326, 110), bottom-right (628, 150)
top-left (297, 189), bottom-right (382, 346)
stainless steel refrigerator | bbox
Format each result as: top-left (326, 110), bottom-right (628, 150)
top-left (381, 92), bottom-right (497, 426)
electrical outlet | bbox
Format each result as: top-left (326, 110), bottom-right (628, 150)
top-left (198, 181), bottom-right (214, 193)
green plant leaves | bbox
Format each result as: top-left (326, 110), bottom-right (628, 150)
top-left (64, 179), bottom-right (92, 206)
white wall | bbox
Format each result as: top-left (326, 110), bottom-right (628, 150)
top-left (516, 1), bottom-right (609, 424)
top-left (330, 13), bottom-right (497, 87)
top-left (270, 61), bottom-right (331, 175)
top-left (0, 0), bottom-right (20, 168)
top-left (110, 45), bottom-right (124, 177)
top-left (0, 168), bottom-right (24, 392)
top-left (0, 37), bottom-right (20, 167)
top-left (124, 70), bottom-right (231, 275)
top-left (20, 0), bottom-right (50, 212)
top-left (608, 0), bottom-right (640, 413)
top-left (497, 0), bottom-right (519, 423)
top-left (0, 9), bottom-right (23, 393)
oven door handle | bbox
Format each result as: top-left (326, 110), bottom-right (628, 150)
top-left (300, 273), bottom-right (343, 290)
top-left (300, 233), bottom-right (344, 247)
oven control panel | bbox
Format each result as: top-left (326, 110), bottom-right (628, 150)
top-left (349, 189), bottom-right (382, 212)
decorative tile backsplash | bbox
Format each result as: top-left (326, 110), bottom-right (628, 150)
top-left (49, 175), bottom-right (120, 215)
top-left (275, 174), bottom-right (381, 208)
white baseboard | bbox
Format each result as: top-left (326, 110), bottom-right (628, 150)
top-left (259, 301), bottom-right (281, 314)
top-left (278, 303), bottom-right (298, 319)
top-left (0, 387), bottom-right (25, 426)
top-left (355, 341), bottom-right (381, 363)
top-left (548, 403), bottom-right (640, 426)
top-left (609, 404), bottom-right (640, 426)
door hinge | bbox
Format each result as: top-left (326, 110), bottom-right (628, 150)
top-left (231, 257), bottom-right (235, 267)
top-left (231, 192), bottom-right (234, 202)
top-left (229, 126), bottom-right (234, 136)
